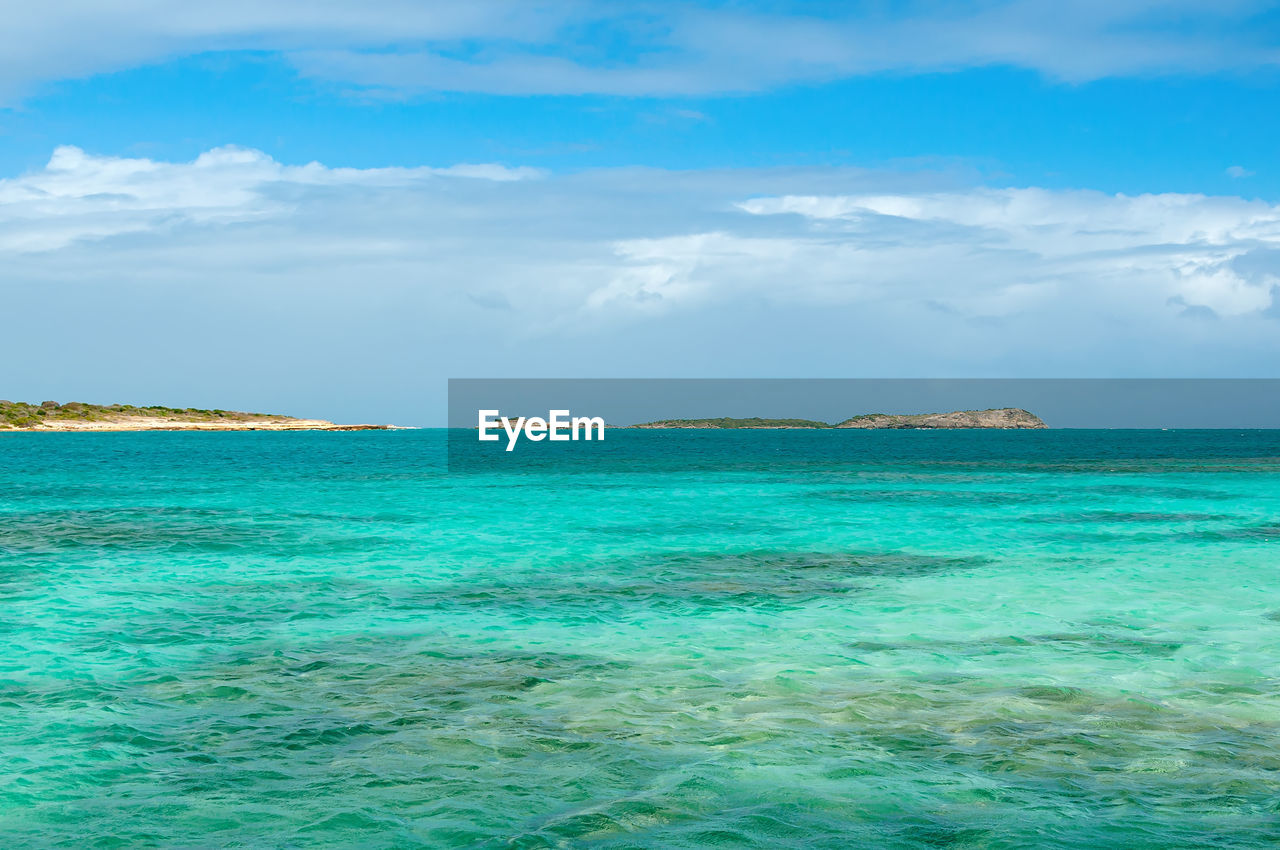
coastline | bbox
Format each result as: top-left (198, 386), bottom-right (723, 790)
top-left (1, 418), bottom-right (390, 433)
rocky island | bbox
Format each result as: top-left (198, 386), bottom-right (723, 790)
top-left (0, 400), bottom-right (388, 432)
top-left (836, 408), bottom-right (1046, 429)
top-left (625, 408), bottom-right (1046, 429)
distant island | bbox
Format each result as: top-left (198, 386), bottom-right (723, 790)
top-left (0, 400), bottom-right (388, 432)
top-left (623, 408), bottom-right (1047, 429)
top-left (624, 417), bottom-right (833, 429)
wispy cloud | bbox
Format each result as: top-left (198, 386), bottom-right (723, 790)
top-left (286, 2), bottom-right (1280, 96)
top-left (2, 1), bottom-right (1279, 103)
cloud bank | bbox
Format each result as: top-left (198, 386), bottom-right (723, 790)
top-left (6, 146), bottom-right (1280, 319)
top-left (4, 146), bottom-right (1280, 410)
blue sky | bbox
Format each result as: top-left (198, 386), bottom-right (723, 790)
top-left (2, 1), bottom-right (1280, 423)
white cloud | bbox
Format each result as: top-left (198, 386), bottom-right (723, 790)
top-left (1226, 165), bottom-right (1256, 178)
top-left (0, 145), bottom-right (540, 252)
top-left (734, 189), bottom-right (1280, 316)
top-left (7, 147), bottom-right (1280, 320)
top-left (1, 1), bottom-right (1278, 102)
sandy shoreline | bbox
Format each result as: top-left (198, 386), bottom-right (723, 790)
top-left (1, 417), bottom-right (389, 433)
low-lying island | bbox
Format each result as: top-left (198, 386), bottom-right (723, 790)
top-left (0, 400), bottom-right (388, 432)
top-left (621, 408), bottom-right (1047, 429)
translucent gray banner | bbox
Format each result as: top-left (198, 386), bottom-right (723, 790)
top-left (446, 379), bottom-right (1280, 471)
top-left (449, 379), bottom-right (1280, 430)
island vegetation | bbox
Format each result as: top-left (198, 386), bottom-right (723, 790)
top-left (0, 400), bottom-right (386, 432)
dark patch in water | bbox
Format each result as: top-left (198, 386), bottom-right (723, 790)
top-left (0, 506), bottom-right (396, 556)
top-left (1029, 529), bottom-right (1174, 546)
top-left (1017, 685), bottom-right (1091, 705)
top-left (407, 549), bottom-right (992, 614)
top-left (847, 630), bottom-right (1183, 659)
top-left (1084, 484), bottom-right (1240, 501)
top-left (26, 643), bottom-right (633, 752)
top-left (805, 488), bottom-right (1034, 506)
top-left (629, 549), bottom-right (990, 579)
top-left (1017, 633), bottom-right (1183, 656)
top-left (1188, 523), bottom-right (1280, 542)
top-left (896, 821), bottom-right (993, 848)
top-left (589, 519), bottom-right (775, 537)
top-left (1023, 511), bottom-right (1236, 525)
top-left (0, 507), bottom-right (262, 554)
top-left (217, 647), bottom-right (624, 743)
top-left (279, 509), bottom-right (423, 525)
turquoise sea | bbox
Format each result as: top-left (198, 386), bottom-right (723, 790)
top-left (2, 430), bottom-right (1279, 848)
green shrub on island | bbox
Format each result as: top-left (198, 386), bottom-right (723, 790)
top-left (0, 399), bottom-right (288, 429)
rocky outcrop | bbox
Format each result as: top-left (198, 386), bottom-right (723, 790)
top-left (835, 408), bottom-right (1046, 429)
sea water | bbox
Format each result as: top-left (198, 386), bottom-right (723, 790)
top-left (1, 430), bottom-right (1279, 848)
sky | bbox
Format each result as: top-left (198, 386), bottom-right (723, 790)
top-left (2, 0), bottom-right (1280, 425)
